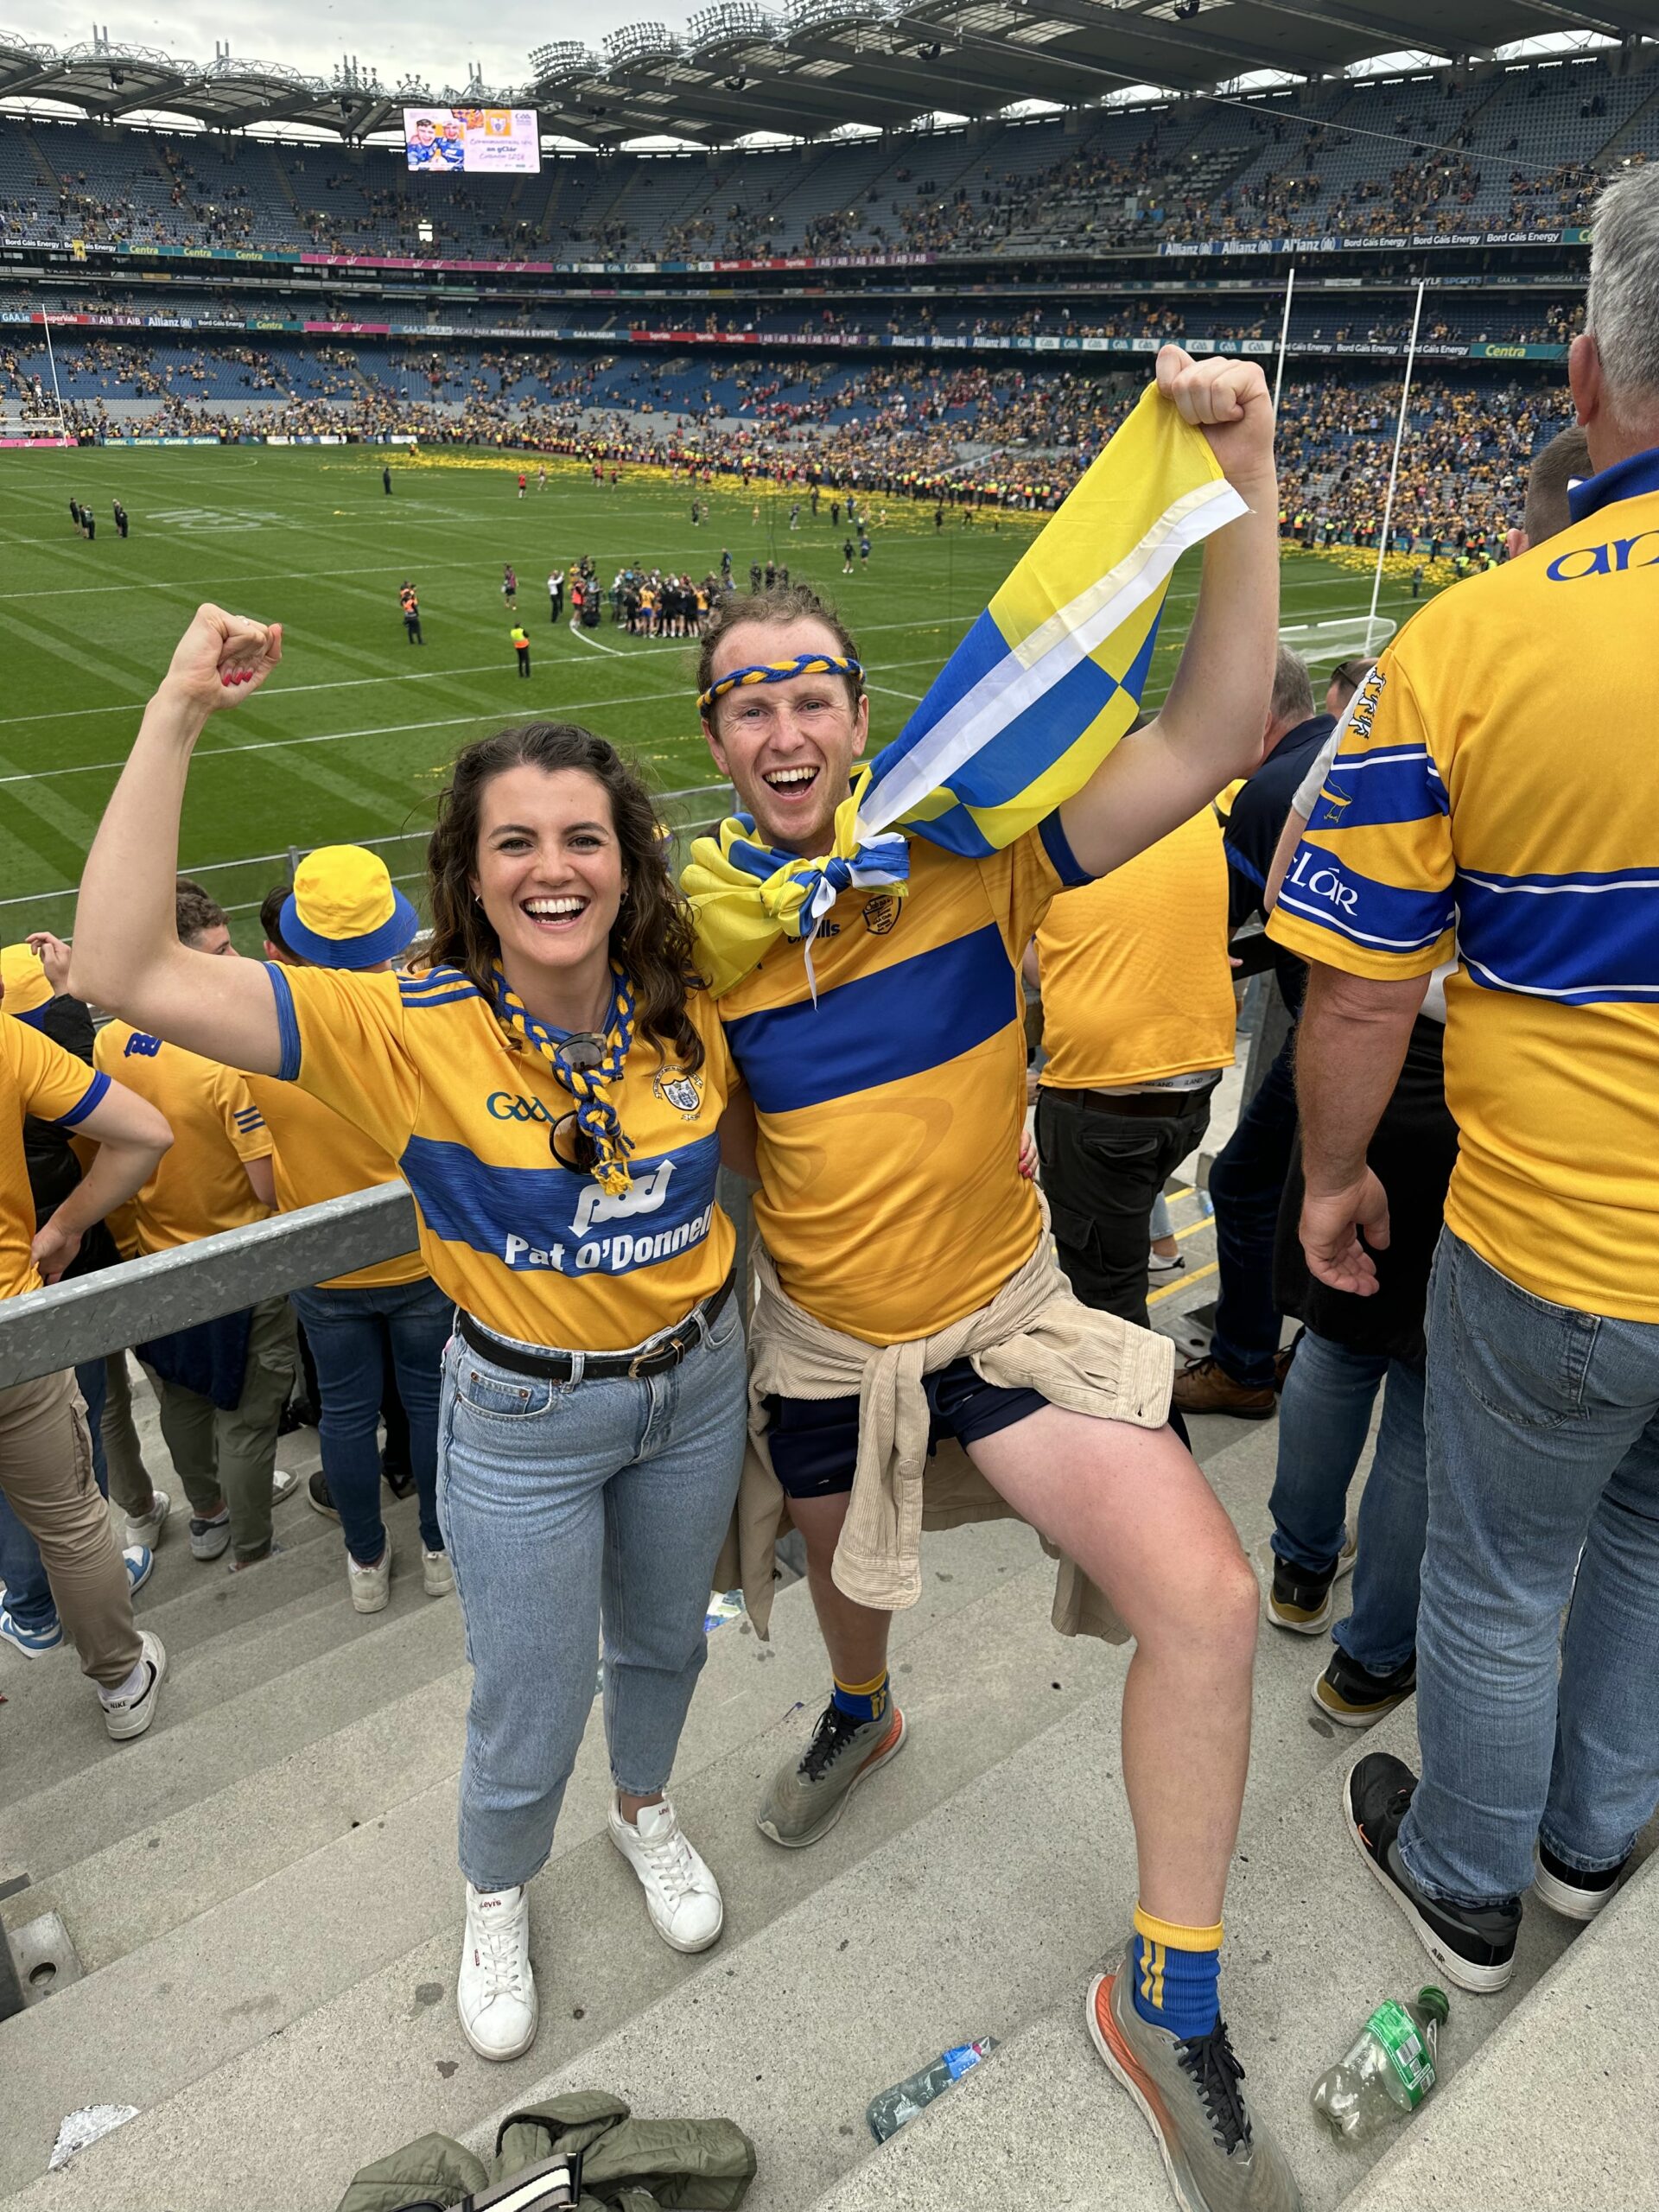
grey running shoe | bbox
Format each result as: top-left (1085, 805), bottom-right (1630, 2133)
top-left (755, 1699), bottom-right (906, 1849)
top-left (1087, 1941), bottom-right (1301, 2212)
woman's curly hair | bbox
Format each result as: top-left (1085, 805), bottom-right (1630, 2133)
top-left (424, 723), bottom-right (704, 1074)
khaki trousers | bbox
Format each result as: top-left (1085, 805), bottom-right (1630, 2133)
top-left (0, 1367), bottom-right (141, 1688)
top-left (99, 1350), bottom-right (159, 1522)
top-left (145, 1295), bottom-right (296, 1564)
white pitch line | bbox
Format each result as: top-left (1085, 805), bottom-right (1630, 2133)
top-left (0, 613), bottom-right (964, 727)
top-left (566, 624), bottom-right (626, 656)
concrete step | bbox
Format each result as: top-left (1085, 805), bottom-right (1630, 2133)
top-left (0, 1516), bottom-right (1080, 2205)
top-left (0, 1473), bottom-right (410, 1803)
top-left (0, 1526), bottom-right (464, 1891)
top-left (0, 1414), bottom-right (1294, 2209)
top-left (464, 1573), bottom-right (1358, 2212)
top-left (800, 1700), bottom-right (1614, 2212)
top-left (1338, 1849), bottom-right (1659, 2212)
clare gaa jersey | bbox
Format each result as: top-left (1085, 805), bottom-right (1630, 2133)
top-left (242, 1074), bottom-right (425, 1294)
top-left (93, 1021), bottom-right (271, 1255)
top-left (1, 1020), bottom-right (107, 1300)
top-left (719, 820), bottom-right (1089, 1344)
top-left (1267, 453), bottom-right (1659, 1322)
top-left (1037, 808), bottom-right (1235, 1090)
top-left (265, 963), bottom-right (736, 1351)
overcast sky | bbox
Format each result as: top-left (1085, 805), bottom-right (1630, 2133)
top-left (31, 2), bottom-right (654, 92)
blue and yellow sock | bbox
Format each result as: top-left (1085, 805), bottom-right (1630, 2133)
top-left (1130, 1906), bottom-right (1223, 2043)
top-left (830, 1669), bottom-right (889, 1725)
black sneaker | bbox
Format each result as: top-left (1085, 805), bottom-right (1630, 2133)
top-left (307, 1471), bottom-right (339, 1522)
top-left (278, 1395), bottom-right (320, 1436)
top-left (381, 1462), bottom-right (416, 1501)
top-left (1313, 1646), bottom-right (1416, 1728)
top-left (1266, 1531), bottom-right (1357, 1636)
top-left (1344, 1753), bottom-right (1520, 1993)
top-left (1533, 1839), bottom-right (1630, 1923)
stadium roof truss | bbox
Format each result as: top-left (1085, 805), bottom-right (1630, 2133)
top-left (3, 1), bottom-right (1656, 148)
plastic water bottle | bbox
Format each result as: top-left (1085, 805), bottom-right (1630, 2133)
top-left (1312, 1987), bottom-right (1450, 2143)
top-left (866, 2039), bottom-right (998, 2143)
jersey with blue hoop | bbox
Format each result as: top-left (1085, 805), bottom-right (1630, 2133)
top-left (717, 820), bottom-right (1089, 1345)
top-left (1268, 453), bottom-right (1659, 1322)
top-left (265, 962), bottom-right (736, 1351)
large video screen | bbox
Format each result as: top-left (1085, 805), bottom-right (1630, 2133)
top-left (404, 107), bottom-right (541, 175)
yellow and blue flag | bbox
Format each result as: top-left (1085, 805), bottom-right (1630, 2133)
top-left (685, 383), bottom-right (1245, 995)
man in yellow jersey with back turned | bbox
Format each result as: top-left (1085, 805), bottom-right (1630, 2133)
top-left (696, 347), bottom-right (1300, 2212)
top-left (1268, 167), bottom-right (1659, 1999)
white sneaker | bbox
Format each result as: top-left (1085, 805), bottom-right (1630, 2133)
top-left (271, 1466), bottom-right (301, 1509)
top-left (423, 1547), bottom-right (454, 1599)
top-left (347, 1542), bottom-right (391, 1614)
top-left (607, 1794), bottom-right (724, 1954)
top-left (456, 1883), bottom-right (538, 2062)
top-left (100, 1630), bottom-right (167, 1742)
top-left (124, 1491), bottom-right (171, 1550)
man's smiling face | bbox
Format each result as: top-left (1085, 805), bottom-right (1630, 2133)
top-left (702, 617), bottom-right (868, 855)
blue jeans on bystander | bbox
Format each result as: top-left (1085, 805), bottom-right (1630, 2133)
top-left (1401, 1230), bottom-right (1659, 1910)
top-left (289, 1276), bottom-right (451, 1565)
top-left (1268, 1325), bottom-right (1427, 1676)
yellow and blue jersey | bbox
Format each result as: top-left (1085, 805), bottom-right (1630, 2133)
top-left (2, 1019), bottom-right (107, 1300)
top-left (94, 1020), bottom-right (271, 1255)
top-left (718, 820), bottom-right (1089, 1344)
top-left (264, 963), bottom-right (736, 1351)
top-left (1267, 448), bottom-right (1659, 1321)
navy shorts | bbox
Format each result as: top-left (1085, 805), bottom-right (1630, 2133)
top-left (764, 1355), bottom-right (1047, 1501)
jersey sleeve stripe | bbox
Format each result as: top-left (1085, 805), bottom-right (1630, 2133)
top-left (1038, 806), bottom-right (1092, 888)
top-left (52, 1067), bottom-right (110, 1128)
top-left (1275, 845), bottom-right (1455, 953)
top-left (1309, 750), bottom-right (1451, 834)
top-left (265, 962), bottom-right (302, 1083)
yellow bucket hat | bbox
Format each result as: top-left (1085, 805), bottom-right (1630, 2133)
top-left (280, 847), bottom-right (418, 970)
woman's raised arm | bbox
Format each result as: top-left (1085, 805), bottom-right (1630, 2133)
top-left (69, 604), bottom-right (289, 1077)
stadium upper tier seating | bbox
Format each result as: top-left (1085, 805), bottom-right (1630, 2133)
top-left (1, 47), bottom-right (1654, 264)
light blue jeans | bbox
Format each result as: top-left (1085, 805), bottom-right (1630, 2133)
top-left (1268, 1325), bottom-right (1427, 1676)
top-left (438, 1296), bottom-right (747, 1892)
top-left (1401, 1230), bottom-right (1659, 1910)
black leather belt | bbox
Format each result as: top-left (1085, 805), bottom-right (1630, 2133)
top-left (1063, 1080), bottom-right (1221, 1120)
top-left (457, 1270), bottom-right (734, 1383)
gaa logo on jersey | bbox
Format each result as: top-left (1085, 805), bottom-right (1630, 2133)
top-left (862, 894), bottom-right (899, 936)
top-left (653, 1067), bottom-right (704, 1119)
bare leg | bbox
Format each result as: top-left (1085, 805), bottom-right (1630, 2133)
top-left (969, 1408), bottom-right (1257, 1926)
top-left (785, 1490), bottom-right (893, 1686)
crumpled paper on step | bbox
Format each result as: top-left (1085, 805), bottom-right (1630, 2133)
top-left (49, 2105), bottom-right (139, 2170)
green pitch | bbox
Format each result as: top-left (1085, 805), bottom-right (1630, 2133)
top-left (0, 445), bottom-right (1432, 946)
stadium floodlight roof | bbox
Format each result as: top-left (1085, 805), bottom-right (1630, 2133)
top-left (2, 3), bottom-right (1655, 148)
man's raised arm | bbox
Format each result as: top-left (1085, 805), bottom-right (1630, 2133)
top-left (1059, 346), bottom-right (1279, 881)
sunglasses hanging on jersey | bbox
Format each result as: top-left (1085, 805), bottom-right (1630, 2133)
top-left (547, 1033), bottom-right (606, 1173)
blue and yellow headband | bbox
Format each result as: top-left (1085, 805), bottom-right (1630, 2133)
top-left (697, 653), bottom-right (863, 718)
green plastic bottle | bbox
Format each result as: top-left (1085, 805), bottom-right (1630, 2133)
top-left (1312, 1987), bottom-right (1451, 2143)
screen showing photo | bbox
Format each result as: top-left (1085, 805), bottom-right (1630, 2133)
top-left (404, 108), bottom-right (541, 175)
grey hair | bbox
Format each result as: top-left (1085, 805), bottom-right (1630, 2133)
top-left (1586, 163), bottom-right (1659, 403)
top-left (1269, 644), bottom-right (1314, 729)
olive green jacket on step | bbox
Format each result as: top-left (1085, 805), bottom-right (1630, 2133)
top-left (334, 2093), bottom-right (757, 2212)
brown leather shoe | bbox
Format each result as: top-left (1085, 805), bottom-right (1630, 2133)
top-left (1172, 1355), bottom-right (1278, 1420)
